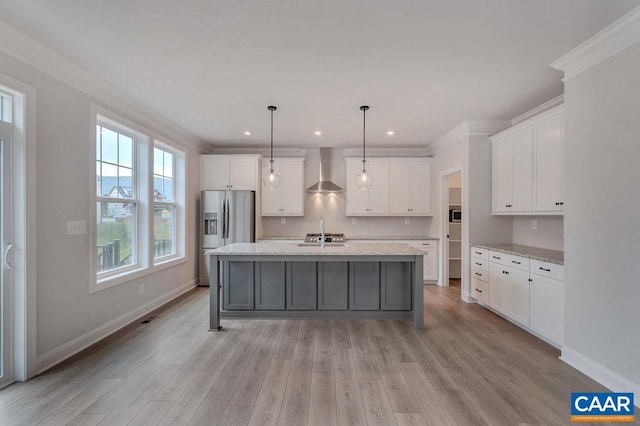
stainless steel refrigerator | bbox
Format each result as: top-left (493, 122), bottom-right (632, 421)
top-left (200, 190), bottom-right (255, 286)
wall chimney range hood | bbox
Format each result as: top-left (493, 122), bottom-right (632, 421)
top-left (306, 148), bottom-right (344, 193)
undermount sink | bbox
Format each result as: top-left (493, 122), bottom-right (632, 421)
top-left (297, 243), bottom-right (349, 247)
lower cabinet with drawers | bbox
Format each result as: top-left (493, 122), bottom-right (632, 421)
top-left (471, 246), bottom-right (564, 347)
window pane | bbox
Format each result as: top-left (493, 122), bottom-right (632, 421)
top-left (100, 127), bottom-right (118, 164)
top-left (117, 166), bottom-right (133, 198)
top-left (97, 201), bottom-right (135, 272)
top-left (100, 163), bottom-right (118, 196)
top-left (154, 205), bottom-right (175, 258)
top-left (154, 148), bottom-right (164, 176)
top-left (119, 134), bottom-right (133, 168)
top-left (163, 177), bottom-right (174, 202)
top-left (163, 151), bottom-right (173, 178)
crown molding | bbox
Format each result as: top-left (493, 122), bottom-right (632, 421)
top-left (551, 6), bottom-right (640, 82)
top-left (211, 147), bottom-right (307, 157)
top-left (0, 19), bottom-right (208, 153)
top-left (342, 147), bottom-right (432, 158)
top-left (428, 120), bottom-right (510, 155)
top-left (511, 94), bottom-right (564, 125)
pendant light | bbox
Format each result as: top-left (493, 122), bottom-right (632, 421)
top-left (355, 105), bottom-right (374, 190)
top-left (263, 105), bottom-right (281, 190)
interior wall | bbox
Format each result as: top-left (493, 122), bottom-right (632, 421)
top-left (0, 51), bottom-right (202, 361)
top-left (261, 148), bottom-right (433, 238)
top-left (512, 216), bottom-right (564, 250)
top-left (563, 42), bottom-right (640, 388)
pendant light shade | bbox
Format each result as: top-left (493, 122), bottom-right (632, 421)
top-left (263, 105), bottom-right (281, 190)
top-left (355, 105), bottom-right (374, 190)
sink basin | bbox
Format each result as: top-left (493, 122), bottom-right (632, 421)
top-left (297, 243), bottom-right (349, 247)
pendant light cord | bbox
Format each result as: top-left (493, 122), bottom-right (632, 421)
top-left (268, 105), bottom-right (277, 171)
top-left (360, 105), bottom-right (369, 170)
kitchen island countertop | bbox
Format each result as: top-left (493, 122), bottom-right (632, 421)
top-left (206, 242), bottom-right (425, 256)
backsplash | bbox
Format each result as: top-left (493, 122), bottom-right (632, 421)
top-left (512, 216), bottom-right (564, 251)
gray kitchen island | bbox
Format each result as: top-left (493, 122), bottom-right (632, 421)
top-left (206, 242), bottom-right (425, 330)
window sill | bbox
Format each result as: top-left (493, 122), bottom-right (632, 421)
top-left (153, 256), bottom-right (187, 273)
top-left (90, 256), bottom-right (187, 294)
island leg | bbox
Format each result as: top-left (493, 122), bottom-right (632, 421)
top-left (209, 254), bottom-right (222, 331)
top-left (413, 255), bottom-right (424, 331)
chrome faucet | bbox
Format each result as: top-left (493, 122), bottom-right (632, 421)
top-left (320, 217), bottom-right (325, 248)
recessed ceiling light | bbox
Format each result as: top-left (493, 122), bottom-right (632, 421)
top-left (314, 131), bottom-right (322, 136)
top-left (244, 131), bottom-right (252, 136)
top-left (387, 131), bottom-right (395, 136)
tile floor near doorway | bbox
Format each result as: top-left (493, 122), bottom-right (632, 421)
top-left (0, 286), bottom-right (627, 425)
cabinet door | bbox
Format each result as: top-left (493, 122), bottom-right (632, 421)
top-left (422, 248), bottom-right (438, 282)
top-left (349, 262), bottom-right (380, 310)
top-left (287, 262), bottom-right (317, 310)
top-left (261, 161), bottom-right (282, 215)
top-left (367, 161), bottom-right (390, 214)
top-left (381, 262), bottom-right (411, 310)
top-left (223, 261), bottom-right (254, 310)
top-left (534, 113), bottom-right (563, 212)
top-left (411, 161), bottom-right (431, 214)
top-left (201, 157), bottom-right (230, 190)
top-left (281, 161), bottom-right (304, 215)
top-left (346, 160), bottom-right (370, 215)
top-left (318, 262), bottom-right (348, 310)
top-left (229, 158), bottom-right (257, 190)
top-left (492, 137), bottom-right (513, 212)
top-left (389, 161), bottom-right (412, 214)
top-left (511, 127), bottom-right (533, 212)
top-left (530, 273), bottom-right (564, 345)
top-left (488, 263), bottom-right (509, 314)
top-left (506, 266), bottom-right (530, 326)
top-left (254, 262), bottom-right (286, 310)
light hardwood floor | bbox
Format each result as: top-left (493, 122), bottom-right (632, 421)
top-left (0, 285), bottom-right (632, 425)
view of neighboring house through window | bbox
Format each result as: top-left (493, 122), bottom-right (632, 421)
top-left (153, 146), bottom-right (176, 259)
top-left (96, 124), bottom-right (136, 273)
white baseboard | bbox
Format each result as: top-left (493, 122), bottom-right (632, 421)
top-left (36, 280), bottom-right (197, 374)
top-left (561, 346), bottom-right (640, 408)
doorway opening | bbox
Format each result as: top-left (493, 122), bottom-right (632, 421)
top-left (439, 166), bottom-right (464, 298)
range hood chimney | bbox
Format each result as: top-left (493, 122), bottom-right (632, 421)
top-left (306, 148), bottom-right (344, 193)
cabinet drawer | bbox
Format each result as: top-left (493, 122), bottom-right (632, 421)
top-left (530, 259), bottom-right (564, 281)
top-left (471, 258), bottom-right (489, 272)
top-left (471, 264), bottom-right (488, 282)
top-left (489, 251), bottom-right (529, 271)
top-left (471, 247), bottom-right (489, 260)
top-left (472, 277), bottom-right (489, 304)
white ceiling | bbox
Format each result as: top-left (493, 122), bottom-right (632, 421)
top-left (0, 0), bottom-right (638, 148)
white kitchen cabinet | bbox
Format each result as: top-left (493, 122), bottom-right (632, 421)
top-left (398, 240), bottom-right (438, 282)
top-left (488, 262), bottom-right (509, 315)
top-left (530, 272), bottom-right (564, 346)
top-left (345, 160), bottom-right (389, 215)
top-left (488, 263), bottom-right (529, 326)
top-left (491, 105), bottom-right (563, 215)
top-left (389, 160), bottom-right (432, 215)
top-left (261, 158), bottom-right (305, 216)
top-left (201, 155), bottom-right (259, 190)
top-left (534, 112), bottom-right (564, 212)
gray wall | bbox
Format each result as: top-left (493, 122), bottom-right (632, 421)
top-left (512, 216), bottom-right (564, 250)
top-left (0, 51), bottom-right (202, 360)
top-left (563, 42), bottom-right (640, 386)
top-left (261, 148), bottom-right (433, 238)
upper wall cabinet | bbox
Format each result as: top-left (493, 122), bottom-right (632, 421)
top-left (201, 155), bottom-right (260, 191)
top-left (261, 158), bottom-right (305, 216)
top-left (346, 157), bottom-right (432, 216)
top-left (491, 105), bottom-right (563, 215)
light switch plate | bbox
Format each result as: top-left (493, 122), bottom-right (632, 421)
top-left (531, 220), bottom-right (537, 230)
top-left (405, 218), bottom-right (410, 225)
top-left (352, 218), bottom-right (357, 225)
top-left (67, 220), bottom-right (87, 235)
top-left (281, 218), bottom-right (286, 225)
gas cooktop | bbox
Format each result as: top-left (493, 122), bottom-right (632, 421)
top-left (305, 233), bottom-right (345, 243)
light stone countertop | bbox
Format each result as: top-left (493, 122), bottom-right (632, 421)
top-left (258, 236), bottom-right (439, 241)
top-left (473, 243), bottom-right (564, 265)
top-left (206, 242), bottom-right (425, 256)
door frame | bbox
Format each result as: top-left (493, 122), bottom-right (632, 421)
top-left (438, 166), bottom-right (464, 295)
top-left (0, 74), bottom-right (37, 384)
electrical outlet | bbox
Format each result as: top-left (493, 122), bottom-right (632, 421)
top-left (281, 218), bottom-right (286, 225)
top-left (352, 218), bottom-right (357, 225)
top-left (531, 220), bottom-right (537, 230)
top-left (139, 283), bottom-right (144, 295)
top-left (66, 220), bottom-right (87, 235)
top-left (405, 218), bottom-right (410, 225)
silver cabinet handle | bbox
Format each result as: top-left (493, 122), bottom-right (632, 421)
top-left (3, 244), bottom-right (13, 270)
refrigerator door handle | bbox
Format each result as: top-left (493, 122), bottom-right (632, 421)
top-left (222, 198), bottom-right (227, 239)
top-left (225, 198), bottom-right (231, 239)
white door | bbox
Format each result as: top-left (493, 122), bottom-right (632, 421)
top-left (201, 157), bottom-right (230, 190)
top-left (534, 113), bottom-right (563, 212)
top-left (260, 161), bottom-right (282, 214)
top-left (389, 161), bottom-right (411, 213)
top-left (506, 266), bottom-right (530, 326)
top-left (280, 161), bottom-right (304, 215)
top-left (422, 248), bottom-right (438, 281)
top-left (229, 158), bottom-right (257, 190)
top-left (488, 263), bottom-right (509, 315)
top-left (367, 161), bottom-right (390, 214)
top-left (492, 136), bottom-right (513, 212)
top-left (530, 273), bottom-right (564, 345)
top-left (411, 161), bottom-right (431, 214)
top-left (0, 117), bottom-right (13, 387)
top-left (511, 127), bottom-right (533, 212)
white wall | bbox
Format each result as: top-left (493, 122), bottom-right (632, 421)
top-left (0, 51), bottom-right (203, 369)
top-left (261, 148), bottom-right (434, 238)
top-left (563, 42), bottom-right (640, 388)
top-left (512, 216), bottom-right (564, 250)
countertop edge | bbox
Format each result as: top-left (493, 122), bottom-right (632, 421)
top-left (473, 243), bottom-right (564, 265)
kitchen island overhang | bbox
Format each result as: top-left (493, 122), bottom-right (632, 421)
top-left (206, 242), bottom-right (425, 331)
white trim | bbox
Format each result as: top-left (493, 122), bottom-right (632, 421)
top-left (511, 95), bottom-right (564, 125)
top-left (490, 105), bottom-right (564, 142)
top-left (438, 165), bottom-right (465, 292)
top-left (551, 6), bottom-right (640, 81)
top-left (561, 346), bottom-right (640, 408)
top-left (213, 147), bottom-right (306, 157)
top-left (36, 279), bottom-right (197, 374)
top-left (0, 20), bottom-right (208, 153)
top-left (428, 121), bottom-right (510, 156)
top-left (342, 147), bottom-right (432, 158)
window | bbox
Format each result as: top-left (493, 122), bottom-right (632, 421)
top-left (92, 107), bottom-right (187, 291)
top-left (153, 146), bottom-right (176, 259)
top-left (96, 124), bottom-right (137, 273)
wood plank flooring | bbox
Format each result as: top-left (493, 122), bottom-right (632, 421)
top-left (1, 284), bottom-right (633, 425)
